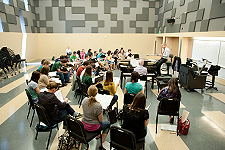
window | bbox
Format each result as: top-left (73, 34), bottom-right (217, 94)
top-left (3, 0), bottom-right (9, 5)
top-left (0, 17), bottom-right (3, 32)
top-left (19, 9), bottom-right (26, 33)
top-left (24, 0), bottom-right (29, 11)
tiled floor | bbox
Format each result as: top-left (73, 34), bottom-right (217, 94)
top-left (0, 64), bottom-right (225, 150)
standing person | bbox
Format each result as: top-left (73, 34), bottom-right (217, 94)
top-left (81, 85), bottom-right (110, 149)
top-left (134, 59), bottom-right (147, 75)
top-left (27, 71), bottom-right (41, 103)
top-left (122, 92), bottom-right (149, 141)
top-left (125, 71), bottom-right (144, 94)
top-left (119, 48), bottom-right (126, 59)
top-left (156, 43), bottom-right (170, 76)
top-left (157, 78), bottom-right (181, 124)
top-left (113, 50), bottom-right (119, 69)
top-left (103, 71), bottom-right (119, 110)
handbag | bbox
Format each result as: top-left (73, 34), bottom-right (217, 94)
top-left (108, 109), bottom-right (117, 124)
top-left (178, 116), bottom-right (190, 135)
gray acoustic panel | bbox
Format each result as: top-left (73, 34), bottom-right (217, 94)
top-left (66, 20), bottom-right (85, 33)
top-left (72, 7), bottom-right (85, 14)
top-left (130, 21), bottom-right (136, 28)
top-left (91, 0), bottom-right (98, 7)
top-left (212, 0), bottom-right (221, 6)
top-left (14, 7), bottom-right (20, 17)
top-left (0, 2), bottom-right (6, 13)
top-left (200, 19), bottom-right (209, 32)
top-left (196, 8), bottom-right (205, 21)
top-left (181, 13), bottom-right (187, 24)
top-left (46, 7), bottom-right (53, 21)
top-left (111, 20), bottom-right (123, 33)
top-left (98, 20), bottom-right (104, 27)
top-left (209, 3), bottom-right (225, 19)
top-left (171, 8), bottom-right (176, 17)
top-left (136, 27), bottom-right (142, 33)
top-left (35, 14), bottom-right (40, 21)
top-left (148, 27), bottom-right (154, 33)
top-left (40, 20), bottom-right (46, 27)
top-left (46, 27), bottom-right (53, 33)
top-left (6, 13), bottom-right (17, 24)
top-left (59, 7), bottom-right (65, 21)
top-left (34, 0), bottom-right (39, 7)
top-left (130, 1), bottom-right (136, 8)
top-left (187, 0), bottom-right (200, 13)
top-left (37, 27), bottom-right (40, 33)
top-left (164, 1), bottom-right (174, 12)
top-left (104, 0), bottom-right (117, 14)
top-left (149, 1), bottom-right (155, 8)
top-left (155, 8), bottom-right (159, 15)
top-left (17, 0), bottom-right (25, 10)
top-left (158, 13), bottom-right (164, 21)
top-left (111, 14), bottom-right (117, 21)
top-left (65, 0), bottom-right (72, 7)
top-left (91, 27), bottom-right (98, 33)
top-left (136, 8), bottom-right (149, 21)
top-left (85, 14), bottom-right (98, 21)
top-left (2, 22), bottom-right (9, 32)
top-left (24, 17), bottom-right (28, 26)
top-left (159, 0), bottom-right (163, 8)
top-left (154, 21), bottom-right (158, 28)
top-left (9, 0), bottom-right (14, 6)
top-left (166, 24), bottom-right (181, 33)
top-left (123, 7), bottom-right (130, 14)
top-left (52, 0), bottom-right (59, 7)
top-left (33, 20), bottom-right (37, 27)
top-left (188, 21), bottom-right (196, 32)
top-left (180, 0), bottom-right (185, 6)
top-left (31, 6), bottom-right (35, 13)
top-left (31, 26), bottom-right (35, 33)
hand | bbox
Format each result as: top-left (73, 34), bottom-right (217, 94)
top-left (116, 83), bottom-right (119, 87)
top-left (64, 98), bottom-right (69, 103)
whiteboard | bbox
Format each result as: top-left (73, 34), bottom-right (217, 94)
top-left (218, 42), bottom-right (225, 68)
top-left (192, 40), bottom-right (220, 65)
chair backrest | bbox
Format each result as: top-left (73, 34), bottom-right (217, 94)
top-left (76, 75), bottom-right (82, 88)
top-left (158, 97), bottom-right (180, 113)
top-left (25, 89), bottom-right (35, 109)
top-left (35, 103), bottom-right (52, 126)
top-left (110, 126), bottom-right (137, 150)
top-left (124, 93), bottom-right (136, 105)
top-left (66, 116), bottom-right (87, 144)
top-left (133, 54), bottom-right (139, 59)
top-left (81, 82), bottom-right (88, 95)
top-left (139, 75), bottom-right (147, 81)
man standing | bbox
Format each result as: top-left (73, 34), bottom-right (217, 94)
top-left (134, 59), bottom-right (147, 75)
top-left (156, 43), bottom-right (170, 76)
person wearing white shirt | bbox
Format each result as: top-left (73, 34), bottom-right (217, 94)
top-left (134, 59), bottom-right (147, 75)
top-left (66, 46), bottom-right (71, 54)
top-left (156, 43), bottom-right (170, 76)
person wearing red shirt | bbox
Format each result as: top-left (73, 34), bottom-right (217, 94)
top-left (77, 61), bottom-right (89, 77)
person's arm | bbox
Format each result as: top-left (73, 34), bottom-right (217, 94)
top-left (115, 83), bottom-right (119, 92)
top-left (140, 90), bottom-right (144, 94)
top-left (124, 88), bottom-right (128, 94)
top-left (98, 112), bottom-right (103, 122)
top-left (43, 75), bottom-right (49, 85)
top-left (145, 119), bottom-right (149, 126)
top-left (52, 94), bottom-right (67, 109)
top-left (57, 68), bottom-right (68, 74)
top-left (35, 87), bottom-right (40, 94)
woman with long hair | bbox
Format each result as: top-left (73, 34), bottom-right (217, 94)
top-left (27, 71), bottom-right (40, 103)
top-left (157, 78), bottom-right (181, 123)
top-left (82, 65), bottom-right (100, 88)
top-left (82, 85), bottom-right (110, 148)
top-left (124, 71), bottom-right (144, 94)
top-left (122, 92), bottom-right (149, 141)
top-left (38, 66), bottom-right (52, 89)
top-left (106, 50), bottom-right (114, 70)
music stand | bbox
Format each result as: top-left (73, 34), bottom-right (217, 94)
top-left (206, 65), bottom-right (221, 91)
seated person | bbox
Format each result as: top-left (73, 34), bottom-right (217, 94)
top-left (69, 51), bottom-right (77, 62)
top-left (38, 82), bottom-right (79, 121)
top-left (51, 59), bottom-right (70, 87)
top-left (119, 48), bottom-right (126, 59)
top-left (27, 71), bottom-right (41, 103)
top-left (122, 92), bottom-right (149, 141)
top-left (106, 50), bottom-right (115, 70)
top-left (103, 71), bottom-right (119, 110)
top-left (82, 65), bottom-right (99, 88)
top-left (38, 66), bottom-right (53, 89)
top-left (126, 49), bottom-right (133, 59)
top-left (97, 49), bottom-right (109, 70)
top-left (93, 51), bottom-right (98, 59)
top-left (157, 78), bottom-right (181, 124)
top-left (82, 85), bottom-right (110, 148)
top-left (134, 59), bottom-right (147, 75)
top-left (77, 61), bottom-right (89, 78)
top-left (125, 71), bottom-right (144, 94)
top-left (37, 59), bottom-right (50, 72)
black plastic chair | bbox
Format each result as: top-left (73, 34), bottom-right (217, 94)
top-left (74, 75), bottom-right (81, 99)
top-left (110, 126), bottom-right (145, 150)
top-left (35, 103), bottom-right (60, 149)
top-left (66, 116), bottom-right (102, 150)
top-left (133, 54), bottom-right (139, 59)
top-left (139, 75), bottom-right (147, 98)
top-left (124, 93), bottom-right (136, 105)
top-left (156, 97), bottom-right (180, 136)
top-left (79, 82), bottom-right (88, 108)
top-left (25, 89), bottom-right (36, 127)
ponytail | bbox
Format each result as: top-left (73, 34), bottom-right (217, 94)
top-left (87, 85), bottom-right (98, 107)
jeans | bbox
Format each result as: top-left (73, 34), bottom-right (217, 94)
top-left (99, 121), bottom-right (110, 134)
top-left (156, 58), bottom-right (167, 76)
top-left (58, 104), bottom-right (75, 120)
top-left (57, 71), bottom-right (70, 85)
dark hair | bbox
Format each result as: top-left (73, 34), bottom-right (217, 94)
top-left (94, 51), bottom-right (97, 53)
top-left (77, 50), bottom-right (81, 58)
top-left (73, 51), bottom-right (76, 54)
top-left (107, 50), bottom-right (111, 55)
top-left (131, 71), bottom-right (139, 83)
top-left (99, 48), bottom-right (102, 52)
top-left (85, 55), bottom-right (89, 59)
top-left (89, 53), bottom-right (93, 57)
top-left (30, 71), bottom-right (40, 83)
top-left (130, 92), bottom-right (146, 112)
top-left (46, 81), bottom-right (58, 89)
top-left (60, 59), bottom-right (67, 63)
top-left (88, 49), bottom-right (92, 53)
top-left (83, 61), bottom-right (89, 66)
top-left (128, 49), bottom-right (131, 52)
top-left (84, 65), bottom-right (92, 77)
top-left (60, 55), bottom-right (67, 59)
top-left (43, 60), bottom-right (50, 65)
top-left (41, 59), bottom-right (46, 65)
top-left (167, 78), bottom-right (181, 99)
top-left (40, 66), bottom-right (50, 75)
top-left (104, 71), bottom-right (113, 86)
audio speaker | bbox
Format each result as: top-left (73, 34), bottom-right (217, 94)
top-left (167, 18), bottom-right (175, 23)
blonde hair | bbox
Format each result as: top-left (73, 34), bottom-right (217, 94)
top-left (87, 85), bottom-right (98, 106)
top-left (46, 81), bottom-right (58, 89)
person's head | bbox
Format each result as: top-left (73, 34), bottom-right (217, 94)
top-left (77, 50), bottom-right (80, 54)
top-left (89, 53), bottom-right (93, 58)
top-left (94, 51), bottom-right (97, 56)
top-left (131, 71), bottom-right (139, 83)
top-left (46, 82), bottom-right (58, 93)
top-left (120, 49), bottom-right (124, 54)
top-left (99, 48), bottom-right (103, 53)
top-left (88, 49), bottom-right (92, 53)
top-left (85, 55), bottom-right (89, 60)
top-left (60, 59), bottom-right (67, 65)
top-left (107, 50), bottom-right (111, 56)
top-left (87, 85), bottom-right (98, 106)
top-left (60, 55), bottom-right (67, 60)
top-left (167, 78), bottom-right (181, 99)
top-left (104, 71), bottom-right (113, 86)
top-left (162, 43), bottom-right (167, 49)
top-left (82, 61), bottom-right (89, 69)
top-left (30, 71), bottom-right (40, 83)
top-left (43, 60), bottom-right (50, 67)
top-left (139, 59), bottom-right (144, 66)
top-left (40, 66), bottom-right (50, 75)
top-left (41, 59), bottom-right (46, 65)
top-left (73, 51), bottom-right (76, 56)
top-left (128, 49), bottom-right (131, 52)
top-left (84, 65), bottom-right (92, 76)
top-left (130, 92), bottom-right (146, 111)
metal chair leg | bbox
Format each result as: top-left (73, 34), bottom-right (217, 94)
top-left (27, 105), bottom-right (31, 119)
top-left (46, 129), bottom-right (52, 149)
top-left (30, 110), bottom-right (35, 127)
top-left (156, 113), bottom-right (158, 133)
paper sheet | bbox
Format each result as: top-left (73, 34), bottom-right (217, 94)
top-left (54, 90), bottom-right (65, 102)
top-left (48, 71), bottom-right (57, 77)
top-left (51, 78), bottom-right (62, 84)
top-left (130, 59), bottom-right (139, 67)
top-left (96, 94), bottom-right (113, 109)
top-left (113, 77), bottom-right (120, 86)
top-left (181, 110), bottom-right (190, 123)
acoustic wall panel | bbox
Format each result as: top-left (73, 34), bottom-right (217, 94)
top-left (196, 8), bottom-right (205, 21)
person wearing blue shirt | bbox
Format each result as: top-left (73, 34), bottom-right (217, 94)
top-left (125, 71), bottom-right (144, 94)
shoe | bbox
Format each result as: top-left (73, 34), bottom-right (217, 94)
top-left (62, 83), bottom-right (67, 86)
top-left (66, 81), bottom-right (71, 83)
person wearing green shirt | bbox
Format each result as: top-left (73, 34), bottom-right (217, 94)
top-left (70, 51), bottom-right (77, 62)
top-left (82, 65), bottom-right (100, 89)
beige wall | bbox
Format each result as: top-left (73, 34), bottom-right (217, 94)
top-left (26, 33), bottom-right (38, 61)
top-left (36, 33), bottom-right (156, 59)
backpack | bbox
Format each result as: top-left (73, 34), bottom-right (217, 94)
top-left (57, 131), bottom-right (78, 150)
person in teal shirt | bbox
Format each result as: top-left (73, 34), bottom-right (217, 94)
top-left (125, 71), bottom-right (144, 94)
